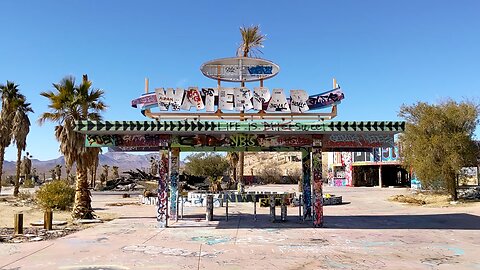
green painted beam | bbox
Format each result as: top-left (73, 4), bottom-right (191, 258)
top-left (74, 120), bottom-right (405, 134)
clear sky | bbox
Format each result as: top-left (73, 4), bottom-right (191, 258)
top-left (1, 0), bottom-right (479, 161)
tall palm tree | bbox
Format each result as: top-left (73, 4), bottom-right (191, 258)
top-left (12, 97), bottom-right (33, 196)
top-left (39, 75), bottom-right (106, 219)
top-left (226, 152), bottom-right (239, 188)
top-left (236, 25), bottom-right (266, 192)
top-left (0, 81), bottom-right (25, 193)
top-left (237, 25), bottom-right (266, 58)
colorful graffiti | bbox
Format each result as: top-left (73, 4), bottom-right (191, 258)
top-left (157, 152), bottom-right (169, 227)
top-left (169, 149), bottom-right (179, 221)
top-left (86, 134), bottom-right (170, 148)
top-left (312, 148), bottom-right (323, 227)
top-left (381, 147), bottom-right (399, 162)
top-left (341, 152), bottom-right (353, 186)
top-left (323, 134), bottom-right (394, 150)
top-left (85, 134), bottom-right (115, 147)
top-left (172, 134), bottom-right (314, 148)
top-left (302, 150), bottom-right (312, 219)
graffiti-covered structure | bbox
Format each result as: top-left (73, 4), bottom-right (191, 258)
top-left (327, 146), bottom-right (410, 187)
top-left (74, 56), bottom-right (406, 228)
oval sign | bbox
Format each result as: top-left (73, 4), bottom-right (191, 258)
top-left (200, 57), bottom-right (280, 82)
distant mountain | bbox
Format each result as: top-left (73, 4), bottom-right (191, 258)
top-left (1, 152), bottom-right (161, 177)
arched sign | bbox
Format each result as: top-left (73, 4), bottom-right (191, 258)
top-left (200, 57), bottom-right (280, 82)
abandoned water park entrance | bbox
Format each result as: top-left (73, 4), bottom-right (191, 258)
top-left (74, 56), bottom-right (405, 228)
top-left (76, 119), bottom-right (404, 228)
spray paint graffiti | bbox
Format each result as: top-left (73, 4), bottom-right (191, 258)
top-left (157, 152), bottom-right (169, 227)
top-left (312, 148), bottom-right (323, 227)
top-left (302, 149), bottom-right (312, 219)
top-left (169, 149), bottom-right (179, 220)
top-left (341, 152), bottom-right (353, 186)
top-left (122, 245), bottom-right (221, 257)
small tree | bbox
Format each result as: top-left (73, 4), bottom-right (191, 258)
top-left (399, 100), bottom-right (479, 200)
top-left (184, 153), bottom-right (229, 190)
top-left (112, 166), bottom-right (119, 179)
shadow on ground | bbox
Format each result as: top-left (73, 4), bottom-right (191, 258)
top-left (168, 213), bottom-right (480, 230)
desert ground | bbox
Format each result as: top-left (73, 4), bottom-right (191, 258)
top-left (1, 185), bottom-right (480, 269)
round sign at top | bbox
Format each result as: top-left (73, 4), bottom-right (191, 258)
top-left (200, 57), bottom-right (280, 82)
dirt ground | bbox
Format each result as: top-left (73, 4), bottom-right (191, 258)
top-left (0, 186), bottom-right (120, 243)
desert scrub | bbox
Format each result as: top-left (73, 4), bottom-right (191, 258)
top-left (36, 180), bottom-right (75, 210)
top-left (23, 178), bottom-right (35, 188)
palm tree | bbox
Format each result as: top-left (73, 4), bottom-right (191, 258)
top-left (55, 164), bottom-right (62, 180)
top-left (237, 25), bottom-right (266, 58)
top-left (226, 152), bottom-right (239, 188)
top-left (39, 75), bottom-right (106, 219)
top-left (236, 25), bottom-right (267, 192)
top-left (0, 81), bottom-right (25, 193)
top-left (112, 166), bottom-right (119, 179)
top-left (12, 97), bottom-right (33, 196)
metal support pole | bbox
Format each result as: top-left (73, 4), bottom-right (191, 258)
top-left (269, 194), bottom-right (276, 222)
top-left (281, 195), bottom-right (287, 222)
top-left (225, 192), bottom-right (229, 221)
top-left (299, 194), bottom-right (303, 221)
top-left (180, 195), bottom-right (184, 220)
top-left (253, 194), bottom-right (257, 221)
top-left (175, 193), bottom-right (179, 222)
top-left (206, 195), bottom-right (214, 221)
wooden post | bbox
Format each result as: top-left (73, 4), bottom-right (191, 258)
top-left (14, 213), bottom-right (23, 234)
top-left (44, 209), bottom-right (53, 230)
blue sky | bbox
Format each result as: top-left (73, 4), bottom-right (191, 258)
top-left (1, 0), bottom-right (479, 161)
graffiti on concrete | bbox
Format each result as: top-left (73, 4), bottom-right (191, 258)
top-left (323, 134), bottom-right (394, 150)
top-left (312, 148), bottom-right (323, 227)
top-left (122, 245), bottom-right (221, 257)
top-left (302, 150), bottom-right (312, 219)
top-left (169, 149), bottom-right (179, 220)
top-left (173, 134), bottom-right (314, 148)
top-left (341, 152), bottom-right (353, 186)
top-left (157, 152), bottom-right (169, 227)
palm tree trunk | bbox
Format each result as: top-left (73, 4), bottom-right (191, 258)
top-left (72, 165), bottom-right (94, 219)
top-left (238, 152), bottom-right (244, 192)
top-left (14, 148), bottom-right (21, 196)
top-left (0, 146), bottom-right (5, 194)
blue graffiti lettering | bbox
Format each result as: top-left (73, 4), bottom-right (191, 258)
top-left (247, 65), bottom-right (273, 75)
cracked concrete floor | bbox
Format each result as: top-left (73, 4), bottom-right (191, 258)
top-left (1, 186), bottom-right (480, 270)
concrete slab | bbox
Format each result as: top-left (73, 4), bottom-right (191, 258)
top-left (1, 186), bottom-right (480, 269)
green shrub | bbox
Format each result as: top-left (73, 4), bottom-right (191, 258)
top-left (36, 180), bottom-right (75, 210)
top-left (18, 190), bottom-right (34, 201)
top-left (23, 178), bottom-right (35, 188)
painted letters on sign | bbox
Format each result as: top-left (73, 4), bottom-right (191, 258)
top-left (132, 87), bottom-right (344, 113)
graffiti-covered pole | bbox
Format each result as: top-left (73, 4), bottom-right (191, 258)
top-left (169, 148), bottom-right (180, 221)
top-left (157, 151), bottom-right (169, 228)
top-left (312, 148), bottom-right (324, 227)
top-left (301, 149), bottom-right (312, 220)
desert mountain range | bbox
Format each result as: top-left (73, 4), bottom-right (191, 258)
top-left (2, 151), bottom-right (304, 178)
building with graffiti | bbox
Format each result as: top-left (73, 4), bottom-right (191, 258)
top-left (327, 146), bottom-right (410, 187)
